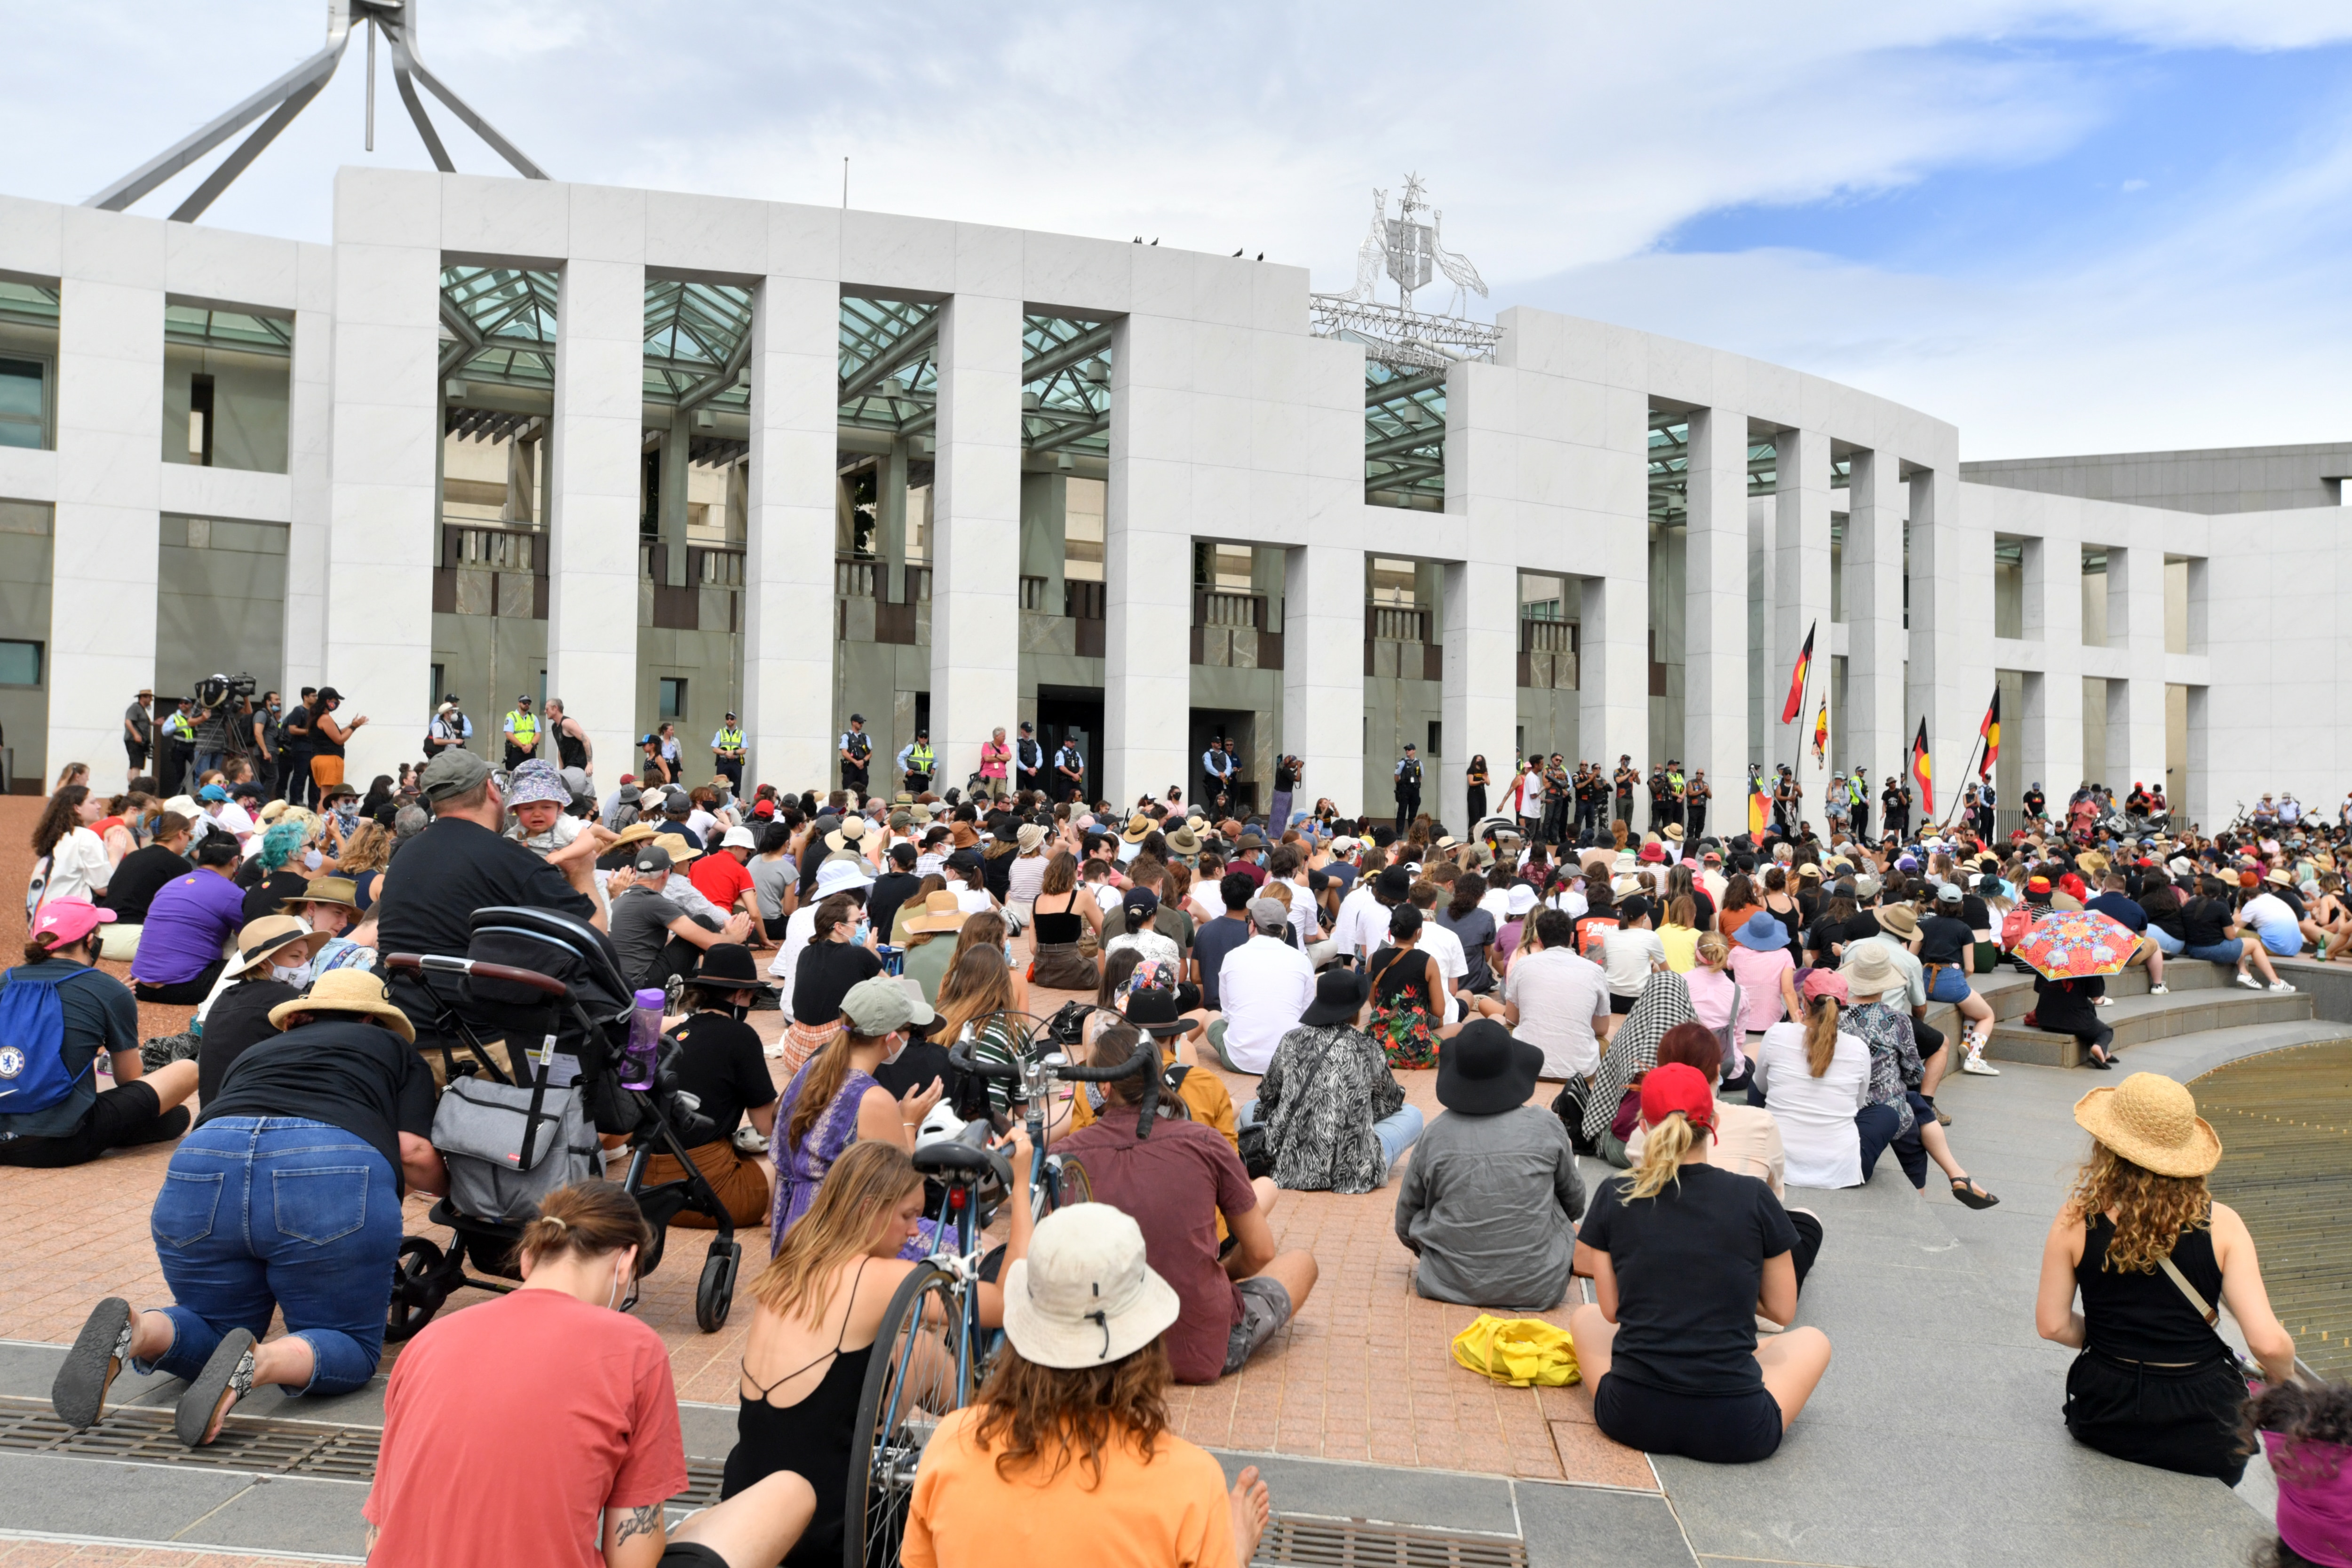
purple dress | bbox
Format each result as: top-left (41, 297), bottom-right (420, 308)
top-left (767, 1062), bottom-right (943, 1261)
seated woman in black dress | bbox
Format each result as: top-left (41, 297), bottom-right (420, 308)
top-left (2035, 1072), bottom-right (2294, 1484)
top-left (1569, 1063), bottom-right (1834, 1465)
top-left (722, 1135), bottom-right (1030, 1566)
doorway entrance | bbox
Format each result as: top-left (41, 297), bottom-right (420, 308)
top-left (1035, 686), bottom-right (1103, 805)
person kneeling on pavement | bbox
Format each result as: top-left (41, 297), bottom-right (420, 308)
top-left (1242, 968), bottom-right (1424, 1194)
top-left (1393, 1018), bottom-right (1585, 1310)
top-left (641, 943), bottom-right (780, 1228)
top-left (0, 898), bottom-right (198, 1169)
top-left (1056, 1022), bottom-right (1319, 1385)
top-left (50, 970), bottom-right (444, 1449)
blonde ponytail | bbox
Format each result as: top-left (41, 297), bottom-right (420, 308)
top-left (1627, 1110), bottom-right (1706, 1200)
top-left (1804, 996), bottom-right (1841, 1077)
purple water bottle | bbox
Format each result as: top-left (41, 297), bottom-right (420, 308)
top-left (621, 988), bottom-right (665, 1091)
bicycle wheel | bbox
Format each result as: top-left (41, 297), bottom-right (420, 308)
top-left (846, 1262), bottom-right (976, 1568)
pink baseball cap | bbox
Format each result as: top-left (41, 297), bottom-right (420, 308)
top-left (32, 897), bottom-right (116, 948)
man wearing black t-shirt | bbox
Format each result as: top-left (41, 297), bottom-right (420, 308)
top-left (642, 944), bottom-right (779, 1227)
top-left (865, 843), bottom-right (924, 942)
top-left (373, 750), bottom-right (607, 1074)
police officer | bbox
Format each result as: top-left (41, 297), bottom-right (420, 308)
top-left (1053, 735), bottom-right (1086, 803)
top-left (1394, 742), bottom-right (1423, 833)
top-left (898, 729), bottom-right (935, 794)
top-left (502, 694), bottom-right (540, 770)
top-left (426, 693), bottom-right (471, 764)
top-left (1847, 773), bottom-right (1870, 841)
top-left (711, 712), bottom-right (746, 793)
top-left (159, 697), bottom-right (197, 795)
top-left (1665, 759), bottom-right (1686, 829)
top-left (1203, 736), bottom-right (1235, 812)
top-left (840, 714), bottom-right (873, 797)
top-left (1015, 720), bottom-right (1043, 798)
top-left (1975, 776), bottom-right (1998, 840)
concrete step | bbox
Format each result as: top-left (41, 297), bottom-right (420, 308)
top-left (1984, 986), bottom-right (2314, 1068)
top-left (1924, 954), bottom-right (2253, 1038)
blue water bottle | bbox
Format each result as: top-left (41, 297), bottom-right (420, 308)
top-left (621, 988), bottom-right (665, 1091)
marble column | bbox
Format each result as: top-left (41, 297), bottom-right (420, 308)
top-left (930, 291), bottom-right (1024, 794)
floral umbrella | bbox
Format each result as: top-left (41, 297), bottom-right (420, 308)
top-left (2012, 908), bottom-right (2137, 980)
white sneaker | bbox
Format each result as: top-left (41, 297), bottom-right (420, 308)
top-left (2093, 995), bottom-right (2113, 1007)
top-left (2149, 984), bottom-right (2169, 995)
top-left (2236, 973), bottom-right (2264, 990)
top-left (1960, 1051), bottom-right (2001, 1077)
top-left (2269, 980), bottom-right (2297, 994)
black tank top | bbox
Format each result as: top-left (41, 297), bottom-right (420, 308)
top-left (2075, 1211), bottom-right (2230, 1363)
top-left (721, 1258), bottom-right (876, 1567)
top-left (1032, 890), bottom-right (1083, 945)
top-left (556, 727), bottom-right (587, 770)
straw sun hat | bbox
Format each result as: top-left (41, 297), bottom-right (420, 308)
top-left (2073, 1072), bottom-right (2222, 1178)
top-left (267, 969), bottom-right (418, 1043)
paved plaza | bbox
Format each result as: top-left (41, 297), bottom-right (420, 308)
top-left (0, 794), bottom-right (2328, 1565)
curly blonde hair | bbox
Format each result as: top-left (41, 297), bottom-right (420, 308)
top-left (2067, 1142), bottom-right (2212, 1273)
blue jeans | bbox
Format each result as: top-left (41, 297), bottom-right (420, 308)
top-left (140, 1117), bottom-right (403, 1397)
top-left (2149, 926), bottom-right (2185, 956)
top-left (2185, 939), bottom-right (2243, 965)
top-left (1238, 1098), bottom-right (1425, 1183)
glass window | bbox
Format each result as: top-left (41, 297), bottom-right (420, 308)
top-left (659, 678), bottom-right (687, 720)
top-left (0, 640), bottom-right (41, 686)
top-left (0, 359), bottom-right (43, 448)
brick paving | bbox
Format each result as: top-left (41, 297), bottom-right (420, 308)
top-left (0, 794), bottom-right (1651, 1499)
top-left (0, 1543), bottom-right (335, 1568)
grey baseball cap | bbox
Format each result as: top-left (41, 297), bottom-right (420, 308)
top-left (840, 975), bottom-right (936, 1036)
top-left (1247, 897), bottom-right (1290, 930)
top-left (634, 844), bottom-right (673, 874)
top-left (420, 748), bottom-right (493, 803)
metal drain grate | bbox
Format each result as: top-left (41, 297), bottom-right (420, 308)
top-left (0, 1396), bottom-right (725, 1501)
top-left (1255, 1518), bottom-right (1526, 1568)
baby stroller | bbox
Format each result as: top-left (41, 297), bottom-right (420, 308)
top-left (381, 905), bottom-right (742, 1341)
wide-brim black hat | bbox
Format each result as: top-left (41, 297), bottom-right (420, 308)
top-left (1299, 967), bottom-right (1367, 1028)
top-left (1435, 1019), bottom-right (1544, 1116)
top-left (688, 942), bottom-right (776, 992)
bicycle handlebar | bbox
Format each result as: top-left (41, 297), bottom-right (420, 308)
top-left (946, 1035), bottom-right (1162, 1138)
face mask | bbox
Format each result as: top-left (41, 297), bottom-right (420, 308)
top-left (303, 848), bottom-right (324, 870)
top-left (854, 919), bottom-right (871, 945)
top-left (880, 1031), bottom-right (906, 1066)
top-left (270, 960), bottom-right (312, 985)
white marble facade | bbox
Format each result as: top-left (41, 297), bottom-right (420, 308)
top-left (0, 168), bottom-right (2312, 830)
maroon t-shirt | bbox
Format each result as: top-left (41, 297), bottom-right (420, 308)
top-left (1056, 1114), bottom-right (1257, 1383)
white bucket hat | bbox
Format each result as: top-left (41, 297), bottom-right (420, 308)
top-left (1001, 1204), bottom-right (1181, 1369)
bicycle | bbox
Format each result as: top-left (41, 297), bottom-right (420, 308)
top-left (846, 1022), bottom-right (1160, 1568)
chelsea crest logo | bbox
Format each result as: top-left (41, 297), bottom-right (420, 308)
top-left (0, 1046), bottom-right (24, 1080)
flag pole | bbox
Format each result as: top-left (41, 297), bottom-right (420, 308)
top-left (1939, 733), bottom-right (1985, 833)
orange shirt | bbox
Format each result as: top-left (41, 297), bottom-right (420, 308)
top-left (901, 1407), bottom-right (1235, 1568)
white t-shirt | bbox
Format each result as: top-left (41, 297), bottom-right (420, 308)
top-left (211, 803), bottom-right (257, 852)
top-left (1215, 935), bottom-right (1317, 1073)
top-left (1417, 917), bottom-right (1467, 983)
top-left (37, 826), bottom-right (115, 907)
top-left (1331, 885), bottom-right (1387, 961)
top-left (687, 809), bottom-right (718, 843)
top-left (1502, 947), bottom-right (1610, 1079)
top-left (1089, 882), bottom-right (1124, 915)
top-left (766, 903), bottom-right (820, 1009)
top-left (1754, 1022), bottom-right (1870, 1190)
top-left (1597, 926), bottom-right (1668, 997)
top-left (2241, 892), bottom-right (2298, 936)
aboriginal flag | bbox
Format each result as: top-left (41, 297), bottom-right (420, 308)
top-left (1749, 773), bottom-right (1769, 836)
top-left (1910, 719), bottom-right (1935, 820)
top-left (1780, 621), bottom-right (1816, 724)
top-left (1812, 698), bottom-right (1829, 765)
top-left (1979, 691), bottom-right (2001, 778)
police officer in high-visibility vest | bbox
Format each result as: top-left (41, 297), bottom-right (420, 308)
top-left (710, 712), bottom-right (746, 794)
top-left (840, 713), bottom-right (872, 797)
top-left (502, 694), bottom-right (540, 771)
top-left (898, 730), bottom-right (935, 795)
top-left (160, 698), bottom-right (198, 795)
top-left (1394, 742), bottom-right (1423, 833)
top-left (1665, 760), bottom-right (1686, 829)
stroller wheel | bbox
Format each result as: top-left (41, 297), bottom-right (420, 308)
top-left (385, 1238), bottom-right (449, 1343)
top-left (695, 1242), bottom-right (741, 1334)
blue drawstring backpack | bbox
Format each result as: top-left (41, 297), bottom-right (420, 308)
top-left (0, 966), bottom-right (91, 1123)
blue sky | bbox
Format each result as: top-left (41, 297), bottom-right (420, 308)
top-left (6, 2), bottom-right (2351, 457)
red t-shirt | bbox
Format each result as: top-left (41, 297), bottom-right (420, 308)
top-left (1055, 1114), bottom-right (1257, 1383)
top-left (689, 850), bottom-right (755, 913)
top-left (364, 1289), bottom-right (688, 1568)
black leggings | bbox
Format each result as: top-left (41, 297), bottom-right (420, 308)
top-left (135, 958), bottom-right (227, 1005)
top-left (1592, 1373), bottom-right (1783, 1465)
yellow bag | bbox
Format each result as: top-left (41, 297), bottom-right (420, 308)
top-left (1450, 1314), bottom-right (1580, 1388)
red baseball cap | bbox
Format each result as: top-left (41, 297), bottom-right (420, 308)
top-left (32, 897), bottom-right (116, 949)
top-left (1640, 1062), bottom-right (1717, 1135)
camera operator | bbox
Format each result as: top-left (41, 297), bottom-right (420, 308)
top-left (278, 687), bottom-right (317, 805)
top-left (191, 677), bottom-right (236, 781)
